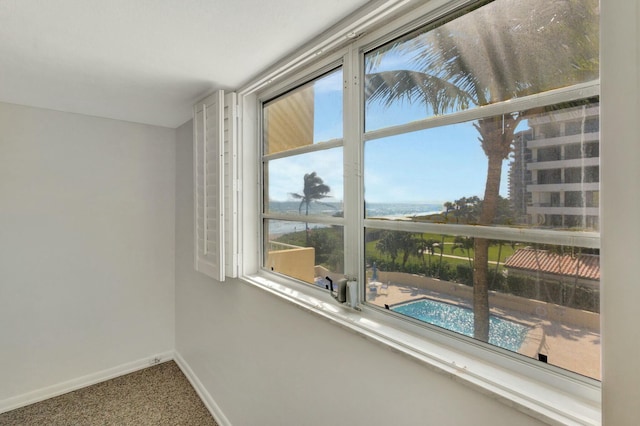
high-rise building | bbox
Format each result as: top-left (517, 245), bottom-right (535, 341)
top-left (509, 103), bottom-right (600, 231)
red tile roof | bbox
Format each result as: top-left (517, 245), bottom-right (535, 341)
top-left (504, 248), bottom-right (600, 281)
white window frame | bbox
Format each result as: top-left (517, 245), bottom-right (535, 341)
top-left (234, 1), bottom-right (602, 424)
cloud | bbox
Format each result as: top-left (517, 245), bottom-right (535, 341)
top-left (267, 148), bottom-right (343, 201)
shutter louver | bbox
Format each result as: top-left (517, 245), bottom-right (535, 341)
top-left (193, 91), bottom-right (225, 281)
top-left (223, 92), bottom-right (239, 278)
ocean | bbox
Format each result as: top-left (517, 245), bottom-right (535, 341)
top-left (266, 201), bottom-right (443, 235)
top-left (364, 202), bottom-right (444, 218)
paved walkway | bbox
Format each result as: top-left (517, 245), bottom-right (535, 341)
top-left (367, 282), bottom-right (601, 380)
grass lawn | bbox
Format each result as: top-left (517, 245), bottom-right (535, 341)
top-left (366, 233), bottom-right (520, 271)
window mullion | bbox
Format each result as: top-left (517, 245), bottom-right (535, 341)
top-left (362, 219), bottom-right (600, 249)
top-left (342, 46), bottom-right (363, 286)
top-left (263, 138), bottom-right (344, 161)
top-left (364, 81), bottom-right (600, 143)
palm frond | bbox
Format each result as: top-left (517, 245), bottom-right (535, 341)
top-left (365, 70), bottom-right (474, 115)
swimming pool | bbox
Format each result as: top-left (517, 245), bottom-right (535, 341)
top-left (391, 299), bottom-right (529, 352)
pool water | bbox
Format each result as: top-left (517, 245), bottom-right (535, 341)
top-left (391, 299), bottom-right (529, 352)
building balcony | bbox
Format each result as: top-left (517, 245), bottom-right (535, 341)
top-left (527, 157), bottom-right (599, 170)
top-left (265, 241), bottom-right (316, 284)
top-left (527, 132), bottom-right (599, 149)
top-left (527, 206), bottom-right (599, 216)
top-left (527, 182), bottom-right (600, 192)
top-left (528, 105), bottom-right (600, 126)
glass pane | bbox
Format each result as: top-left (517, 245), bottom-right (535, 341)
top-left (364, 0), bottom-right (599, 132)
top-left (264, 68), bottom-right (343, 155)
top-left (364, 99), bottom-right (599, 232)
top-left (364, 229), bottom-right (600, 380)
top-left (265, 148), bottom-right (343, 217)
top-left (265, 219), bottom-right (344, 286)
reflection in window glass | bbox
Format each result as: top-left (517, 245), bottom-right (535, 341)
top-left (364, 229), bottom-right (600, 379)
top-left (263, 68), bottom-right (343, 155)
top-left (265, 148), bottom-right (343, 215)
top-left (364, 0), bottom-right (599, 132)
top-left (265, 219), bottom-right (344, 284)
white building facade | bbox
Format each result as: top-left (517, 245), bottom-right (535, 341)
top-left (511, 102), bottom-right (600, 231)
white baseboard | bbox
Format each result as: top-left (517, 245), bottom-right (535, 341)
top-left (0, 350), bottom-right (175, 415)
top-left (174, 351), bottom-right (231, 426)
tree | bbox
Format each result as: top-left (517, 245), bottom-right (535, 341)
top-left (399, 232), bottom-right (417, 269)
top-left (451, 236), bottom-right (474, 271)
top-left (451, 196), bottom-right (481, 224)
top-left (376, 231), bottom-right (415, 270)
top-left (420, 237), bottom-right (440, 272)
top-left (376, 231), bottom-right (400, 268)
top-left (436, 235), bottom-right (446, 278)
top-left (365, 0), bottom-right (599, 341)
top-left (443, 202), bottom-right (454, 221)
top-left (491, 240), bottom-right (516, 290)
top-left (291, 171), bottom-right (331, 215)
top-left (290, 172), bottom-right (331, 244)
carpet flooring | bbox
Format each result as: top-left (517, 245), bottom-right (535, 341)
top-left (0, 361), bottom-right (218, 426)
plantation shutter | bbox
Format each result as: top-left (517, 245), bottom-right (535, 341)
top-left (223, 92), bottom-right (239, 278)
top-left (194, 91), bottom-right (225, 281)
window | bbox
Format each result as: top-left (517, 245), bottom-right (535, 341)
top-left (361, 0), bottom-right (600, 380)
top-left (262, 68), bottom-right (345, 285)
top-left (255, 0), bottom-right (600, 415)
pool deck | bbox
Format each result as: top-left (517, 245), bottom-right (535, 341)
top-left (368, 282), bottom-right (601, 380)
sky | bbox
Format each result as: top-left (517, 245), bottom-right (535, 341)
top-left (265, 0), bottom-right (599, 207)
top-left (267, 66), bottom-right (513, 206)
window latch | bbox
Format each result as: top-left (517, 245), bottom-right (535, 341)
top-left (326, 276), bottom-right (359, 309)
top-left (325, 276), bottom-right (347, 303)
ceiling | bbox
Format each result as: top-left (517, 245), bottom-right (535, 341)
top-left (0, 0), bottom-right (369, 128)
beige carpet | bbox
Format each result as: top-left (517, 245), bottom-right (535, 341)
top-left (0, 361), bottom-right (218, 426)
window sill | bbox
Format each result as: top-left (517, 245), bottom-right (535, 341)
top-left (241, 272), bottom-right (601, 426)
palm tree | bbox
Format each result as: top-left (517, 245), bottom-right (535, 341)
top-left (290, 172), bottom-right (331, 244)
top-left (376, 231), bottom-right (400, 268)
top-left (365, 0), bottom-right (599, 341)
top-left (443, 202), bottom-right (454, 221)
top-left (376, 230), bottom-right (415, 270)
top-left (291, 172), bottom-right (331, 215)
top-left (399, 232), bottom-right (417, 270)
top-left (421, 237), bottom-right (440, 273)
top-left (436, 235), bottom-right (446, 278)
top-left (451, 196), bottom-right (480, 224)
top-left (451, 236), bottom-right (474, 271)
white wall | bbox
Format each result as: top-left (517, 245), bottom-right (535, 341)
top-left (175, 120), bottom-right (545, 426)
top-left (0, 102), bottom-right (176, 407)
top-left (601, 1), bottom-right (640, 425)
